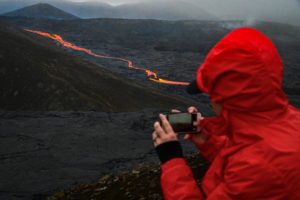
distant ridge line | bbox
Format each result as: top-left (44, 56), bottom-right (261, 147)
top-left (3, 3), bottom-right (79, 20)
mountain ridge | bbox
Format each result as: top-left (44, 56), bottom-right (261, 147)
top-left (0, 1), bottom-right (216, 21)
top-left (3, 3), bottom-right (79, 20)
top-left (0, 0), bottom-right (300, 26)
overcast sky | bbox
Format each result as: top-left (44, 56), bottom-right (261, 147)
top-left (0, 0), bottom-right (299, 25)
top-left (70, 0), bottom-right (300, 9)
top-left (70, 0), bottom-right (138, 6)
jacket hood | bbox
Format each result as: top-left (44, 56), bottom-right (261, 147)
top-left (197, 28), bottom-right (288, 115)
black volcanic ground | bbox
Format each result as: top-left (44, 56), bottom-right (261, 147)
top-left (0, 111), bottom-right (202, 200)
top-left (3, 17), bottom-right (299, 106)
top-left (0, 20), bottom-right (193, 112)
top-left (0, 16), bottom-right (299, 200)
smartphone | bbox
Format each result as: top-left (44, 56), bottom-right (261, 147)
top-left (165, 113), bottom-right (199, 134)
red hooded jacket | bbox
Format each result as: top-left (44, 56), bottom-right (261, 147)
top-left (160, 28), bottom-right (300, 199)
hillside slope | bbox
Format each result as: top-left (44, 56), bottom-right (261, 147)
top-left (1, 18), bottom-right (298, 107)
top-left (0, 22), bottom-right (190, 111)
top-left (3, 3), bottom-right (79, 20)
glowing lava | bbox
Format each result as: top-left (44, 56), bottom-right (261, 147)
top-left (24, 29), bottom-right (189, 86)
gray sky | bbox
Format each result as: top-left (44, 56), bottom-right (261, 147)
top-left (71, 0), bottom-right (300, 7)
top-left (70, 0), bottom-right (138, 6)
top-left (0, 0), bottom-right (299, 25)
top-left (56, 0), bottom-right (300, 26)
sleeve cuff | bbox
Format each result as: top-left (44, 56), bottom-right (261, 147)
top-left (155, 141), bottom-right (184, 164)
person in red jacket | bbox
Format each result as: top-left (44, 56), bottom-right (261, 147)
top-left (152, 27), bottom-right (300, 199)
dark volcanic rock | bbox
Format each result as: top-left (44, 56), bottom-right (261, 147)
top-left (0, 21), bottom-right (194, 111)
top-left (2, 18), bottom-right (299, 108)
top-left (48, 154), bottom-right (209, 200)
top-left (0, 110), bottom-right (208, 200)
top-left (0, 17), bottom-right (298, 200)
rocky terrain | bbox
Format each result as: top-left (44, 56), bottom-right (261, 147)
top-left (0, 20), bottom-right (193, 111)
top-left (0, 12), bottom-right (299, 200)
top-left (2, 17), bottom-right (299, 107)
top-left (48, 154), bottom-right (209, 200)
top-left (0, 110), bottom-right (212, 200)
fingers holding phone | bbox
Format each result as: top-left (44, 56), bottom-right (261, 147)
top-left (153, 114), bottom-right (178, 147)
top-left (171, 109), bottom-right (181, 113)
top-left (184, 131), bottom-right (207, 146)
top-left (171, 106), bottom-right (198, 114)
top-left (188, 106), bottom-right (198, 113)
top-left (183, 106), bottom-right (207, 145)
top-left (152, 107), bottom-right (205, 147)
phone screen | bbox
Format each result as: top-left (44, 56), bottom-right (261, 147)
top-left (167, 113), bottom-right (197, 133)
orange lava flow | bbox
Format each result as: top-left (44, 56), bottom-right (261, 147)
top-left (24, 29), bottom-right (189, 86)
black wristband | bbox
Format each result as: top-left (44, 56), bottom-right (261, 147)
top-left (155, 141), bottom-right (184, 164)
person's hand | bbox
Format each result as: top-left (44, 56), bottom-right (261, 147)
top-left (184, 106), bottom-right (207, 146)
top-left (171, 109), bottom-right (181, 113)
top-left (152, 114), bottom-right (178, 147)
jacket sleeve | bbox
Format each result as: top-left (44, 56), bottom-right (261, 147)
top-left (161, 149), bottom-right (286, 200)
top-left (196, 115), bottom-right (229, 162)
top-left (205, 155), bottom-right (286, 200)
top-left (197, 133), bottom-right (228, 162)
top-left (161, 158), bottom-right (205, 200)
